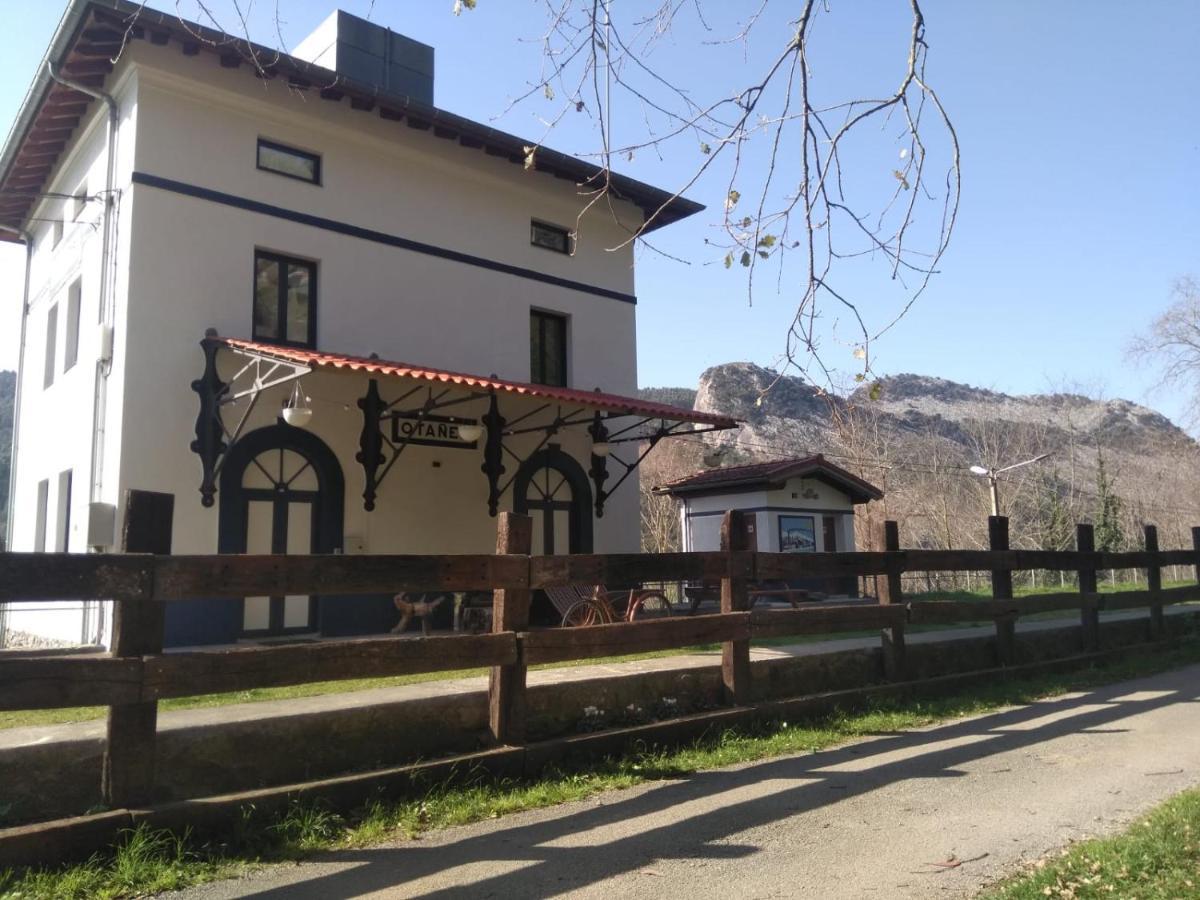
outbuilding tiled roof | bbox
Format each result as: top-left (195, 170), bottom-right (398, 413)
top-left (655, 454), bottom-right (883, 503)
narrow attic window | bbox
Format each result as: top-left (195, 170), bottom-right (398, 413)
top-left (257, 138), bottom-right (322, 185)
top-left (530, 220), bottom-right (572, 255)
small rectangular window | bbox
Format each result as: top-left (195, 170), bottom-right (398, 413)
top-left (50, 217), bottom-right (63, 249)
top-left (64, 279), bottom-right (81, 371)
top-left (530, 220), bottom-right (572, 255)
top-left (254, 250), bottom-right (317, 347)
top-left (55, 469), bottom-right (72, 552)
top-left (530, 310), bottom-right (568, 387)
top-left (34, 479), bottom-right (49, 552)
top-left (44, 304), bottom-right (58, 388)
top-left (257, 138), bottom-right (321, 184)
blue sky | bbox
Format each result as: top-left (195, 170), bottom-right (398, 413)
top-left (1, 1), bottom-right (1196, 423)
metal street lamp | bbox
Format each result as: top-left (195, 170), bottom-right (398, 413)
top-left (969, 453), bottom-right (1052, 517)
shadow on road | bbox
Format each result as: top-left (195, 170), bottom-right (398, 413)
top-left (231, 666), bottom-right (1200, 899)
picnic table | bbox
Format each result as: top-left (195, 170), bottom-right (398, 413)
top-left (683, 582), bottom-right (827, 615)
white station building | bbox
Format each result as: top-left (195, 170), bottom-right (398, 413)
top-left (0, 2), bottom-right (735, 647)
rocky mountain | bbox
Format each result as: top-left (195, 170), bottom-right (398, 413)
top-left (652, 362), bottom-right (1194, 458)
top-left (641, 362), bottom-right (1200, 551)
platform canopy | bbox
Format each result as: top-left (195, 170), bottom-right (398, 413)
top-left (191, 334), bottom-right (739, 514)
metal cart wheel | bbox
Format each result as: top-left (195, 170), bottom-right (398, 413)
top-left (628, 591), bottom-right (673, 621)
top-left (561, 598), bottom-right (614, 627)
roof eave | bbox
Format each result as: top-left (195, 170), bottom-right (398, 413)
top-left (0, 0), bottom-right (705, 236)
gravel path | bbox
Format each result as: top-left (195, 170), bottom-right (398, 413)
top-left (165, 662), bottom-right (1200, 899)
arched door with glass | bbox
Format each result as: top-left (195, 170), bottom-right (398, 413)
top-left (240, 447), bottom-right (319, 634)
top-left (218, 424), bottom-right (344, 641)
top-left (524, 465), bottom-right (574, 555)
top-left (514, 446), bottom-right (593, 555)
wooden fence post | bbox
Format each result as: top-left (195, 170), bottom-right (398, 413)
top-left (989, 516), bottom-right (1016, 667)
top-left (877, 520), bottom-right (906, 680)
top-left (1192, 528), bottom-right (1200, 597)
top-left (1145, 524), bottom-right (1163, 640)
top-left (102, 590), bottom-right (163, 808)
top-left (1077, 523), bottom-right (1099, 652)
top-left (720, 509), bottom-right (752, 705)
top-left (489, 512), bottom-right (532, 745)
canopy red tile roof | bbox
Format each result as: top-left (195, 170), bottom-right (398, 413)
top-left (654, 454), bottom-right (883, 503)
top-left (218, 337), bottom-right (739, 429)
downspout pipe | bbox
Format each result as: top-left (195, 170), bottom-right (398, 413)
top-left (46, 62), bottom-right (119, 516)
top-left (0, 223), bottom-right (32, 646)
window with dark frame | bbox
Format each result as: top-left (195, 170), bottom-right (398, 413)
top-left (257, 138), bottom-right (321, 185)
top-left (529, 310), bottom-right (568, 387)
top-left (254, 251), bottom-right (317, 348)
top-left (530, 220), bottom-right (572, 255)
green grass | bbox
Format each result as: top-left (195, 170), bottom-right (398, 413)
top-left (4, 638), bottom-right (1200, 900)
top-left (980, 787), bottom-right (1200, 899)
top-left (2, 578), bottom-right (1192, 732)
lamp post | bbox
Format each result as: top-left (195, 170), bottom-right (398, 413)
top-left (969, 453), bottom-right (1052, 517)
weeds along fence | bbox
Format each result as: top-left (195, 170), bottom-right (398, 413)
top-left (0, 512), bottom-right (1198, 825)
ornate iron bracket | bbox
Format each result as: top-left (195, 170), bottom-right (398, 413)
top-left (190, 335), bottom-right (228, 508)
top-left (190, 331), bottom-right (311, 507)
top-left (356, 378), bottom-right (387, 512)
top-left (588, 411), bottom-right (610, 517)
top-left (481, 393), bottom-right (507, 516)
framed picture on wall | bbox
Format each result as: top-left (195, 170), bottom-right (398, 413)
top-left (778, 515), bottom-right (816, 553)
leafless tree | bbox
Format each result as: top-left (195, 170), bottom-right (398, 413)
top-left (498, 1), bottom-right (961, 389)
top-left (132, 1), bottom-right (960, 391)
top-left (1128, 276), bottom-right (1200, 427)
top-left (638, 438), bottom-right (704, 553)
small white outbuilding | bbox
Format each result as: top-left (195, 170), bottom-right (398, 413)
top-left (655, 454), bottom-right (883, 595)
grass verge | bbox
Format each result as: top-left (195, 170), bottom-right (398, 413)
top-left (3, 639), bottom-right (1200, 899)
top-left (979, 786), bottom-right (1200, 899)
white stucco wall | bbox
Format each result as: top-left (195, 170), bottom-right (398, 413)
top-left (115, 45), bottom-right (644, 560)
top-left (6, 40), bottom-right (656, 645)
top-left (5, 64), bottom-right (140, 645)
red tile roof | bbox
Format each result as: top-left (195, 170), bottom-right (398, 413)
top-left (218, 338), bottom-right (739, 429)
top-left (655, 454), bottom-right (883, 502)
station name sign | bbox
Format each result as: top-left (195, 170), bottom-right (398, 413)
top-left (388, 412), bottom-right (479, 449)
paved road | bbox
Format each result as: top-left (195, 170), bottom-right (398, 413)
top-left (168, 663), bottom-right (1200, 899)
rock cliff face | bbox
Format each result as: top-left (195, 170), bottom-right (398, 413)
top-left (641, 364), bottom-right (1199, 551)
top-left (661, 362), bottom-right (1194, 459)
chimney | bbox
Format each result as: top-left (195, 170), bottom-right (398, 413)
top-left (293, 10), bottom-right (434, 105)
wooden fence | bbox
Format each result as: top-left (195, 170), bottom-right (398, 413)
top-left (1, 512), bottom-right (1199, 819)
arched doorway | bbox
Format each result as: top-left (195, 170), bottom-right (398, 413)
top-left (219, 424), bottom-right (344, 637)
top-left (513, 445), bottom-right (593, 555)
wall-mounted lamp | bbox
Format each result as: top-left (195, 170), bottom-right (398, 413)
top-left (282, 381), bottom-right (313, 428)
top-left (592, 441), bottom-right (612, 458)
top-left (458, 423), bottom-right (484, 443)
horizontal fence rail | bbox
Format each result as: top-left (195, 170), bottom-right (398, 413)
top-left (4, 549), bottom-right (1199, 602)
top-left (0, 513), bottom-right (1198, 841)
